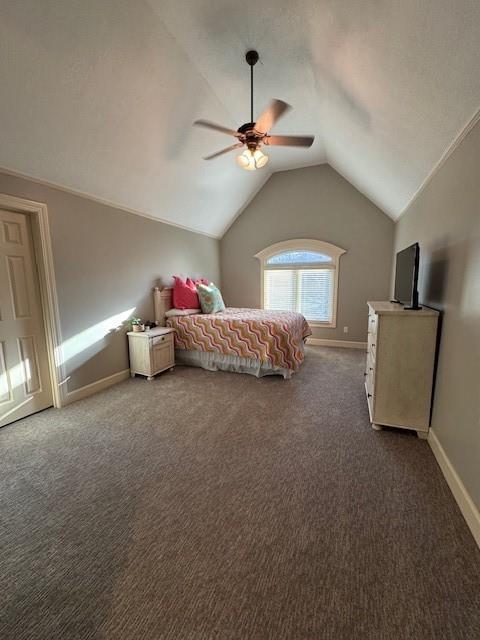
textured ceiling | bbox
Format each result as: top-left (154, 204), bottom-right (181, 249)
top-left (1, 0), bottom-right (479, 237)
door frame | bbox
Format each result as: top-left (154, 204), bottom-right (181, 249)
top-left (0, 194), bottom-right (65, 408)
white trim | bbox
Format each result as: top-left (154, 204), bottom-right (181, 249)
top-left (326, 105), bottom-right (480, 224)
top-left (254, 238), bottom-right (346, 261)
top-left (308, 320), bottom-right (336, 329)
top-left (307, 338), bottom-right (367, 349)
top-left (397, 105), bottom-right (480, 221)
top-left (64, 368), bottom-right (130, 405)
top-left (0, 166), bottom-right (218, 239)
top-left (427, 428), bottom-right (480, 548)
top-left (326, 158), bottom-right (397, 222)
top-left (255, 239), bottom-right (345, 328)
top-left (271, 160), bottom-right (328, 175)
top-left (0, 193), bottom-right (66, 407)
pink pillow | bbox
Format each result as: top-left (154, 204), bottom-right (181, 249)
top-left (172, 276), bottom-right (209, 309)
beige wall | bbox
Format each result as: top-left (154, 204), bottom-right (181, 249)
top-left (0, 173), bottom-right (220, 392)
top-left (220, 164), bottom-right (394, 342)
top-left (394, 118), bottom-right (480, 508)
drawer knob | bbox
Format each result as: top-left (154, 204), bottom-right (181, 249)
top-left (367, 393), bottom-right (372, 398)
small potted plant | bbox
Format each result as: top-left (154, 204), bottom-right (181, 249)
top-left (131, 316), bottom-right (145, 332)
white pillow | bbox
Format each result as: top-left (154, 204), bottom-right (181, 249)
top-left (165, 308), bottom-right (201, 318)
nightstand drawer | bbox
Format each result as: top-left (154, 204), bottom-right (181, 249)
top-left (151, 334), bottom-right (172, 347)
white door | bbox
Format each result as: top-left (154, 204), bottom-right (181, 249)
top-left (0, 209), bottom-right (53, 427)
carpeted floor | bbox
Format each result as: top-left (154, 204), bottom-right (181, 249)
top-left (1, 346), bottom-right (479, 639)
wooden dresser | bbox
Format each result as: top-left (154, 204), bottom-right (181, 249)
top-left (365, 301), bottom-right (439, 438)
top-left (127, 326), bottom-right (175, 380)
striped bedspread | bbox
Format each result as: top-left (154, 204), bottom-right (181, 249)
top-left (166, 308), bottom-right (311, 371)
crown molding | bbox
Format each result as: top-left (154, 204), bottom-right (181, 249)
top-left (397, 105), bottom-right (480, 222)
top-left (0, 166), bottom-right (219, 239)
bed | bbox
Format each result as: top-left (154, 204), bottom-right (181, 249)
top-left (153, 287), bottom-right (311, 379)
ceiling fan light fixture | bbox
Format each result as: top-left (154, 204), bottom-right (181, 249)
top-left (194, 50), bottom-right (314, 166)
top-left (236, 147), bottom-right (269, 171)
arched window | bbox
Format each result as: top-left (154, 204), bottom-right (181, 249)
top-left (255, 239), bottom-right (345, 327)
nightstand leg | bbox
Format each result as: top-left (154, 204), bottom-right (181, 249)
top-left (130, 372), bottom-right (135, 378)
top-left (372, 423), bottom-right (383, 431)
top-left (147, 376), bottom-right (154, 381)
top-left (417, 431), bottom-right (428, 440)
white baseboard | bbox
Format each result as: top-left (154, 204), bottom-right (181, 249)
top-left (307, 338), bottom-right (367, 349)
top-left (428, 428), bottom-right (480, 548)
top-left (64, 368), bottom-right (130, 405)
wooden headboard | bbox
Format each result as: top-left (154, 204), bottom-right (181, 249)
top-left (153, 286), bottom-right (173, 326)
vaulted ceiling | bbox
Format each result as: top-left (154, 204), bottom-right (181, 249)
top-left (1, 1), bottom-right (479, 237)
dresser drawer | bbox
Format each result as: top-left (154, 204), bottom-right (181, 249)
top-left (367, 366), bottom-right (375, 394)
top-left (365, 370), bottom-right (374, 418)
top-left (367, 330), bottom-right (377, 356)
top-left (366, 350), bottom-right (375, 377)
top-left (368, 312), bottom-right (378, 336)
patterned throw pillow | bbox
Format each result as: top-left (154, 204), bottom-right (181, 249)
top-left (172, 276), bottom-right (209, 309)
top-left (196, 283), bottom-right (226, 314)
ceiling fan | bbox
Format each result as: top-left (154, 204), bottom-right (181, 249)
top-left (194, 50), bottom-right (315, 171)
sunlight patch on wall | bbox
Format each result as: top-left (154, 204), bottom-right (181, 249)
top-left (57, 308), bottom-right (136, 366)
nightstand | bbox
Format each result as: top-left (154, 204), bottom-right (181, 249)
top-left (127, 326), bottom-right (175, 380)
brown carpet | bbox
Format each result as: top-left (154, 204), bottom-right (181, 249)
top-left (1, 346), bottom-right (479, 639)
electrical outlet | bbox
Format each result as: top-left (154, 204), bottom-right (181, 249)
top-left (343, 326), bottom-right (349, 334)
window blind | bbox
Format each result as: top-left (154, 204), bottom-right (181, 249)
top-left (264, 268), bottom-right (334, 322)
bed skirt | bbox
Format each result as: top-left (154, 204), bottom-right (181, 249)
top-left (174, 346), bottom-right (305, 379)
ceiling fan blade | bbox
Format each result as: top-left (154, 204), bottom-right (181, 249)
top-left (203, 142), bottom-right (244, 160)
top-left (263, 135), bottom-right (315, 148)
top-left (254, 99), bottom-right (291, 134)
top-left (194, 119), bottom-right (240, 137)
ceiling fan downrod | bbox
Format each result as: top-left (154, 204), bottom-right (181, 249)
top-left (245, 50), bottom-right (259, 125)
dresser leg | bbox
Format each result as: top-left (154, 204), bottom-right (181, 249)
top-left (417, 430), bottom-right (428, 440)
top-left (372, 423), bottom-right (383, 431)
top-left (147, 376), bottom-right (154, 381)
top-left (130, 372), bottom-right (135, 378)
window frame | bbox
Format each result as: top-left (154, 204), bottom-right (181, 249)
top-left (255, 239), bottom-right (346, 328)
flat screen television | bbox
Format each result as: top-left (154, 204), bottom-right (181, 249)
top-left (393, 242), bottom-right (420, 309)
